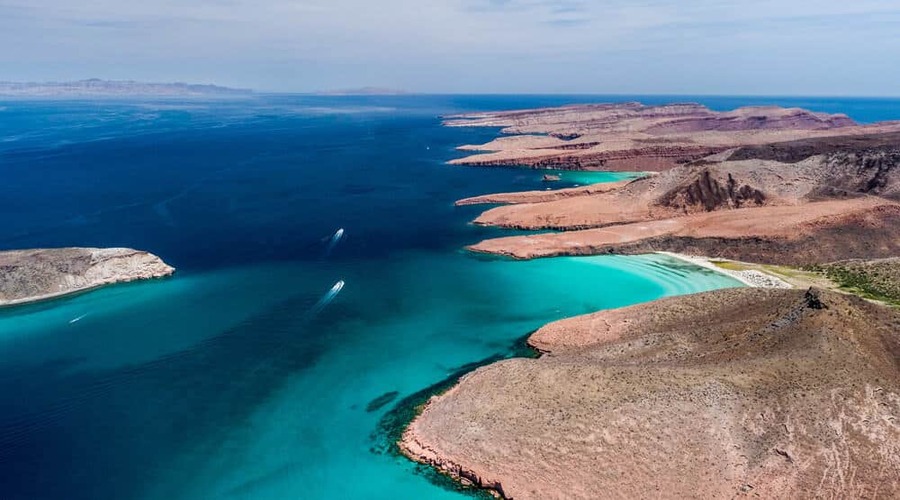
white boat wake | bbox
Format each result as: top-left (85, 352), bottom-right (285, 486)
top-left (69, 313), bottom-right (89, 324)
top-left (309, 280), bottom-right (345, 316)
top-left (323, 228), bottom-right (345, 257)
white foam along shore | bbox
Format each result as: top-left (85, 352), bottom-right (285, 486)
top-left (656, 252), bottom-right (793, 289)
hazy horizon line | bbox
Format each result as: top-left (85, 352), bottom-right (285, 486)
top-left (4, 79), bottom-right (900, 100)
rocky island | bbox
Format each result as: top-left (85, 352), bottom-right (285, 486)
top-left (0, 248), bottom-right (175, 306)
top-left (399, 102), bottom-right (900, 498)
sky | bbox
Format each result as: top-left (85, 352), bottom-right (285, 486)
top-left (1, 0), bottom-right (899, 95)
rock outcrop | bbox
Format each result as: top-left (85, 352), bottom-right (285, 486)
top-left (0, 247), bottom-right (175, 306)
top-left (657, 170), bottom-right (767, 212)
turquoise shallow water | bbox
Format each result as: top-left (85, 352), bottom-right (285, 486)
top-left (1, 95), bottom-right (899, 499)
top-left (0, 252), bottom-right (740, 499)
top-left (543, 170), bottom-right (648, 187)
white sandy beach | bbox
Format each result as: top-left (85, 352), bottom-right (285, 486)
top-left (657, 252), bottom-right (792, 289)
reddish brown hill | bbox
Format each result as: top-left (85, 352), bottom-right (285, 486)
top-left (402, 287), bottom-right (900, 499)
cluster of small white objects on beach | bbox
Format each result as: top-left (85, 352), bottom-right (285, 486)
top-left (657, 252), bottom-right (792, 289)
top-left (733, 270), bottom-right (793, 289)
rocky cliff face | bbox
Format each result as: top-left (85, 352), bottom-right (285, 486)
top-left (463, 132), bottom-right (900, 223)
top-left (0, 248), bottom-right (175, 306)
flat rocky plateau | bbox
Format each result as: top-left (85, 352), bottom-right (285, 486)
top-left (402, 288), bottom-right (900, 499)
top-left (447, 102), bottom-right (900, 171)
top-left (0, 247), bottom-right (175, 306)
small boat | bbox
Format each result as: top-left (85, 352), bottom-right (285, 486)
top-left (69, 313), bottom-right (88, 324)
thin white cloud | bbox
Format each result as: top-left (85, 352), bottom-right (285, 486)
top-left (0, 0), bottom-right (898, 94)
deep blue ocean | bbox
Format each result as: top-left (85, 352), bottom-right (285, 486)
top-left (1, 95), bottom-right (899, 499)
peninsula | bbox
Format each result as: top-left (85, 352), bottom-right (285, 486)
top-left (463, 129), bottom-right (900, 264)
top-left (399, 102), bottom-right (900, 498)
top-left (0, 248), bottom-right (175, 306)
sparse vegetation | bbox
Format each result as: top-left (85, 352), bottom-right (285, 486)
top-left (760, 264), bottom-right (820, 281)
top-left (710, 260), bottom-right (747, 271)
top-left (806, 258), bottom-right (900, 306)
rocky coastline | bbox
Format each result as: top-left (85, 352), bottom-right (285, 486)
top-left (0, 247), bottom-right (175, 306)
top-left (462, 131), bottom-right (900, 265)
top-left (399, 102), bottom-right (900, 498)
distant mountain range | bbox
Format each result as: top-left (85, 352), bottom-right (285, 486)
top-left (0, 79), bottom-right (252, 97)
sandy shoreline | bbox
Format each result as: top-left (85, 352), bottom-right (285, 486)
top-left (657, 252), bottom-right (792, 288)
